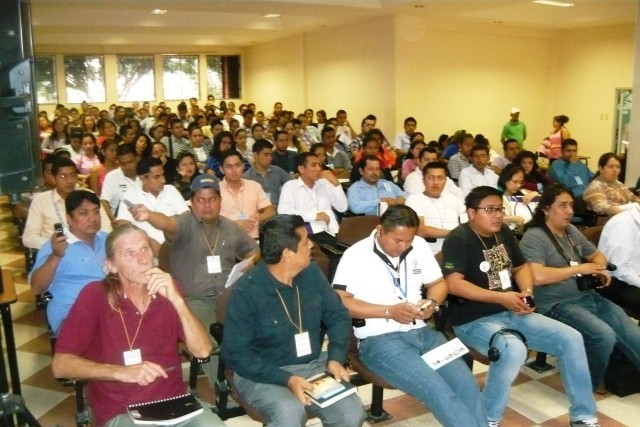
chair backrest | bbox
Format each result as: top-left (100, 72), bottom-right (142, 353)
top-left (580, 225), bottom-right (604, 246)
top-left (337, 215), bottom-right (380, 246)
top-left (215, 286), bottom-right (235, 324)
top-left (158, 241), bottom-right (171, 273)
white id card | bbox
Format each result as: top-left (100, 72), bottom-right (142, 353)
top-left (123, 349), bottom-right (142, 366)
top-left (295, 331), bottom-right (312, 357)
top-left (207, 255), bottom-right (222, 274)
top-left (498, 269), bottom-right (512, 290)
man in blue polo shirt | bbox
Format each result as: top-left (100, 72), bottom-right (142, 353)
top-left (347, 155), bottom-right (406, 215)
top-left (548, 139), bottom-right (594, 197)
top-left (29, 190), bottom-right (107, 334)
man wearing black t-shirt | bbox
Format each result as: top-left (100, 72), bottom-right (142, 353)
top-left (441, 186), bottom-right (598, 427)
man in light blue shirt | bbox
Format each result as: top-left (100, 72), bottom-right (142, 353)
top-left (548, 139), bottom-right (594, 197)
top-left (347, 155), bottom-right (406, 215)
top-left (29, 190), bottom-right (107, 335)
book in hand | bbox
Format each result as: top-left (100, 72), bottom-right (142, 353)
top-left (127, 393), bottom-right (203, 425)
top-left (304, 372), bottom-right (357, 408)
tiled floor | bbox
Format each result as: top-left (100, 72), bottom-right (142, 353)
top-left (1, 195), bottom-right (639, 426)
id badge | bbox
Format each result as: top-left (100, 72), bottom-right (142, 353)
top-left (498, 269), bottom-right (512, 290)
top-left (207, 255), bottom-right (222, 274)
top-left (295, 331), bottom-right (312, 357)
top-left (574, 176), bottom-right (584, 185)
top-left (123, 349), bottom-right (142, 366)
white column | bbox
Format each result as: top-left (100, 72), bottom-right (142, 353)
top-left (626, 2), bottom-right (640, 187)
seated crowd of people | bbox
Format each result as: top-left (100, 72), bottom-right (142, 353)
top-left (20, 99), bottom-right (640, 427)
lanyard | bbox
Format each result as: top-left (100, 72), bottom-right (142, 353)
top-left (51, 190), bottom-right (66, 226)
top-left (373, 239), bottom-right (410, 300)
top-left (198, 217), bottom-right (221, 256)
top-left (117, 306), bottom-right (144, 351)
top-left (275, 286), bottom-right (304, 334)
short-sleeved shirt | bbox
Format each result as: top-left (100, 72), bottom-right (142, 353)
top-left (332, 231), bottom-right (443, 339)
top-left (442, 223), bottom-right (526, 326)
top-left (520, 224), bottom-right (597, 314)
top-left (405, 192), bottom-right (467, 254)
top-left (271, 150), bottom-right (297, 174)
top-left (168, 212), bottom-right (257, 297)
top-left (29, 231), bottom-right (108, 334)
top-left (243, 165), bottom-right (292, 206)
top-left (326, 148), bottom-right (352, 171)
top-left (219, 178), bottom-right (272, 239)
top-left (100, 168), bottom-right (142, 212)
top-left (501, 121), bottom-right (527, 147)
top-left (54, 282), bottom-right (187, 426)
top-left (116, 185), bottom-right (189, 244)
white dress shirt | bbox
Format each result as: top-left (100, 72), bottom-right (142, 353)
top-left (458, 166), bottom-right (499, 196)
top-left (117, 184), bottom-right (189, 244)
top-left (277, 177), bottom-right (347, 235)
top-left (598, 203), bottom-right (640, 288)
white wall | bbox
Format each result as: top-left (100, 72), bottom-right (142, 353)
top-left (394, 16), bottom-right (554, 148)
top-left (553, 24), bottom-right (635, 171)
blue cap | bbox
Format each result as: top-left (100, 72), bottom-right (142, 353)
top-left (190, 175), bottom-right (220, 193)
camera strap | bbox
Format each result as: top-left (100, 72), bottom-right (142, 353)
top-left (541, 224), bottom-right (575, 266)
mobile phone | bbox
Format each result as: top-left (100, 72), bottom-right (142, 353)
top-left (521, 295), bottom-right (536, 308)
top-left (54, 222), bottom-right (64, 237)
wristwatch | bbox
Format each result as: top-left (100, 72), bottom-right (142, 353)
top-left (422, 298), bottom-right (440, 312)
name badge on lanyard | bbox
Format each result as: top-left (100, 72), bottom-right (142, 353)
top-left (207, 255), bottom-right (222, 274)
top-left (123, 349), bottom-right (142, 366)
top-left (295, 331), bottom-right (312, 357)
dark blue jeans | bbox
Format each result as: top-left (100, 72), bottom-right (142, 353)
top-left (546, 292), bottom-right (640, 389)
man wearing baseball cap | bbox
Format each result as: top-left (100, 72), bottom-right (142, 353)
top-left (129, 173), bottom-right (258, 389)
top-left (500, 107), bottom-right (527, 148)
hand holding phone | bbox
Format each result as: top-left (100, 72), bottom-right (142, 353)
top-left (54, 222), bottom-right (64, 237)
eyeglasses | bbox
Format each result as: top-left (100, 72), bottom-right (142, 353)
top-left (474, 206), bottom-right (505, 214)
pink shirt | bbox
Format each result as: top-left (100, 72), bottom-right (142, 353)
top-left (220, 178), bottom-right (271, 238)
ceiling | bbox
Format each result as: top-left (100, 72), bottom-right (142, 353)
top-left (30, 0), bottom-right (637, 50)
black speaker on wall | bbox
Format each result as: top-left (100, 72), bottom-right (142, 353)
top-left (0, 0), bottom-right (41, 199)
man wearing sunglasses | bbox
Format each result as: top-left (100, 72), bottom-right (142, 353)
top-left (441, 186), bottom-right (599, 427)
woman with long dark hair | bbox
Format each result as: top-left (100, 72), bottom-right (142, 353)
top-left (498, 164), bottom-right (539, 231)
top-left (41, 118), bottom-right (68, 154)
top-left (204, 131), bottom-right (250, 179)
top-left (521, 183), bottom-right (640, 394)
top-left (514, 150), bottom-right (554, 192)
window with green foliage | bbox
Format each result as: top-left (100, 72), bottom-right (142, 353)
top-left (64, 55), bottom-right (106, 103)
top-left (206, 55), bottom-right (241, 99)
top-left (163, 55), bottom-right (199, 101)
top-left (34, 56), bottom-right (58, 104)
top-left (117, 55), bottom-right (155, 102)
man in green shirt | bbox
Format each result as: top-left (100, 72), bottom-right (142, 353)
top-left (501, 107), bottom-right (527, 148)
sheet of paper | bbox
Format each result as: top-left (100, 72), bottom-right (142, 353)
top-left (421, 338), bottom-right (469, 370)
top-left (224, 257), bottom-right (255, 288)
